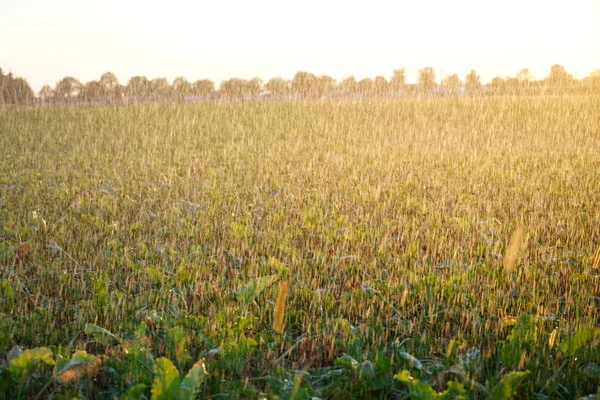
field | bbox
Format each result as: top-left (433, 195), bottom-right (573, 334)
top-left (1, 96), bottom-right (600, 399)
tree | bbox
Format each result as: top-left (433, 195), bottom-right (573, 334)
top-left (516, 68), bottom-right (532, 83)
top-left (340, 76), bottom-right (358, 96)
top-left (547, 64), bottom-right (572, 90)
top-left (358, 78), bottom-right (374, 96)
top-left (441, 74), bottom-right (462, 91)
top-left (588, 69), bottom-right (600, 92)
top-left (291, 71), bottom-right (319, 97)
top-left (317, 75), bottom-right (336, 97)
top-left (373, 76), bottom-right (388, 95)
top-left (465, 69), bottom-right (481, 91)
top-left (149, 78), bottom-right (170, 100)
top-left (126, 76), bottom-right (150, 98)
top-left (418, 68), bottom-right (436, 91)
top-left (265, 77), bottom-right (288, 97)
top-left (55, 77), bottom-right (83, 99)
top-left (389, 69), bottom-right (406, 92)
top-left (39, 85), bottom-right (54, 102)
top-left (220, 78), bottom-right (248, 99)
top-left (192, 79), bottom-right (214, 98)
top-left (515, 68), bottom-right (533, 93)
top-left (489, 77), bottom-right (506, 94)
top-left (99, 72), bottom-right (119, 98)
top-left (172, 77), bottom-right (192, 100)
top-left (82, 80), bottom-right (102, 101)
top-left (247, 77), bottom-right (263, 97)
top-left (0, 69), bottom-right (34, 104)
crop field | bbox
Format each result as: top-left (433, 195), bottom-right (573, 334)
top-left (1, 96), bottom-right (600, 399)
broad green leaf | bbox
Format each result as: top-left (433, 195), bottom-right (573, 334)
top-left (394, 370), bottom-right (442, 399)
top-left (179, 360), bottom-right (207, 400)
top-left (500, 315), bottom-right (537, 369)
top-left (9, 347), bottom-right (54, 378)
top-left (446, 380), bottom-right (467, 399)
top-left (334, 354), bottom-right (359, 372)
top-left (121, 383), bottom-right (147, 400)
top-left (489, 370), bottom-right (530, 400)
top-left (394, 370), bottom-right (466, 400)
top-left (84, 323), bottom-right (123, 346)
top-left (55, 350), bottom-right (101, 383)
top-left (398, 351), bottom-right (426, 371)
top-left (558, 327), bottom-right (599, 356)
top-left (237, 275), bottom-right (277, 305)
top-left (151, 357), bottom-right (181, 400)
top-left (508, 315), bottom-right (536, 345)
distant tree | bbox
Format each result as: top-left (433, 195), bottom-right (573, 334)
top-left (55, 77), bottom-right (83, 99)
top-left (82, 80), bottom-right (102, 101)
top-left (39, 85), bottom-right (54, 102)
top-left (516, 68), bottom-right (532, 83)
top-left (418, 67), bottom-right (436, 91)
top-left (192, 79), bottom-right (214, 98)
top-left (389, 68), bottom-right (406, 92)
top-left (340, 76), bottom-right (358, 96)
top-left (172, 77), bottom-right (192, 100)
top-left (291, 71), bottom-right (319, 97)
top-left (547, 64), bottom-right (572, 90)
top-left (505, 77), bottom-right (519, 93)
top-left (99, 72), bottom-right (119, 98)
top-left (515, 68), bottom-right (533, 93)
top-left (489, 76), bottom-right (506, 94)
top-left (588, 69), bottom-right (600, 92)
top-left (317, 75), bottom-right (336, 97)
top-left (358, 78), bottom-right (374, 96)
top-left (247, 77), bottom-right (263, 97)
top-left (220, 78), bottom-right (248, 99)
top-left (149, 78), bottom-right (170, 100)
top-left (265, 77), bottom-right (289, 97)
top-left (373, 76), bottom-right (388, 95)
top-left (465, 69), bottom-right (481, 91)
top-left (126, 76), bottom-right (150, 98)
top-left (0, 72), bottom-right (34, 105)
top-left (441, 74), bottom-right (462, 91)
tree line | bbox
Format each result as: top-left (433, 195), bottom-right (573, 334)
top-left (2, 64), bottom-right (600, 105)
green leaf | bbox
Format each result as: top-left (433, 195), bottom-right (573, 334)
top-left (508, 315), bottom-right (536, 345)
top-left (9, 347), bottom-right (54, 378)
top-left (84, 323), bottom-right (123, 346)
top-left (398, 351), bottom-right (426, 372)
top-left (121, 383), bottom-right (147, 400)
top-left (489, 370), bottom-right (530, 400)
top-left (334, 354), bottom-right (359, 372)
top-left (151, 358), bottom-right (181, 400)
top-left (558, 327), bottom-right (599, 356)
top-left (446, 380), bottom-right (467, 399)
top-left (394, 370), bottom-right (466, 400)
top-left (55, 350), bottom-right (101, 383)
top-left (394, 370), bottom-right (442, 399)
top-left (179, 360), bottom-right (207, 400)
top-left (237, 275), bottom-right (277, 305)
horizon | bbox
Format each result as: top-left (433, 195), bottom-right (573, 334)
top-left (1, 0), bottom-right (599, 92)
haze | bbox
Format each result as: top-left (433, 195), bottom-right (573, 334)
top-left (1, 0), bottom-right (599, 92)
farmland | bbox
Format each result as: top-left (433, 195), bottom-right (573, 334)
top-left (1, 96), bottom-right (600, 399)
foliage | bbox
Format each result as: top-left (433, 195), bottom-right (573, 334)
top-left (0, 68), bottom-right (34, 104)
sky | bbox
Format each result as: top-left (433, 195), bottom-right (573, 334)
top-left (1, 0), bottom-right (599, 93)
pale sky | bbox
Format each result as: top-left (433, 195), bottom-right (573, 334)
top-left (1, 0), bottom-right (599, 93)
